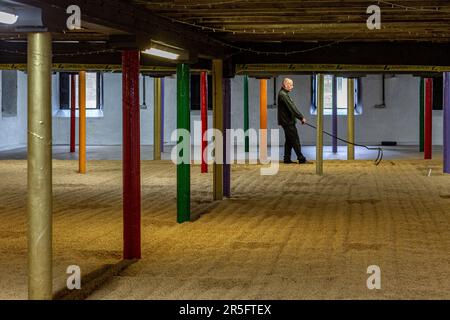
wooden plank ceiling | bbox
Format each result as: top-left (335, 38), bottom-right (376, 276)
top-left (133, 0), bottom-right (450, 43)
top-left (1, 0), bottom-right (450, 70)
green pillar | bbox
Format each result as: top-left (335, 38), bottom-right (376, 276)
top-left (177, 64), bottom-right (190, 223)
top-left (244, 75), bottom-right (250, 153)
top-left (419, 77), bottom-right (425, 152)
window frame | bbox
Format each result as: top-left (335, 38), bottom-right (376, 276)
top-left (1, 70), bottom-right (18, 118)
top-left (310, 75), bottom-right (363, 116)
top-left (59, 72), bottom-right (103, 110)
top-left (432, 76), bottom-right (443, 110)
top-left (190, 74), bottom-right (213, 111)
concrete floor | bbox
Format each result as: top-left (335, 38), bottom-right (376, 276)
top-left (0, 145), bottom-right (444, 161)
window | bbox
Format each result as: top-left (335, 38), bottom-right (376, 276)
top-left (59, 72), bottom-right (103, 110)
top-left (190, 74), bottom-right (213, 111)
top-left (1, 70), bottom-right (18, 118)
top-left (268, 77), bottom-right (278, 108)
top-left (433, 76), bottom-right (443, 110)
top-left (311, 75), bottom-right (362, 115)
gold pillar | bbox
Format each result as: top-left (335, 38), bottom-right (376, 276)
top-left (153, 77), bottom-right (161, 160)
top-left (212, 59), bottom-right (223, 200)
top-left (27, 32), bottom-right (53, 300)
top-left (79, 71), bottom-right (86, 173)
top-left (347, 78), bottom-right (355, 160)
top-left (316, 74), bottom-right (324, 175)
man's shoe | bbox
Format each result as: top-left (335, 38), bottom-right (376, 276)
top-left (299, 159), bottom-right (313, 164)
top-left (283, 160), bottom-right (295, 164)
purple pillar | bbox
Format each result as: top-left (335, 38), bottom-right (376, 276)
top-left (332, 76), bottom-right (338, 153)
top-left (160, 78), bottom-right (165, 153)
top-left (444, 72), bottom-right (450, 173)
top-left (223, 78), bottom-right (231, 197)
top-left (424, 78), bottom-right (433, 160)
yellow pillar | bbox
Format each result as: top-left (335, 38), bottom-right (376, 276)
top-left (347, 78), bottom-right (355, 160)
top-left (79, 71), bottom-right (87, 173)
top-left (316, 74), bottom-right (324, 175)
top-left (212, 59), bottom-right (223, 201)
top-left (154, 77), bottom-right (162, 160)
top-left (27, 32), bottom-right (53, 300)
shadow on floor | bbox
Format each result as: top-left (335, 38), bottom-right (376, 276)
top-left (53, 259), bottom-right (137, 300)
top-left (190, 201), bottom-right (222, 222)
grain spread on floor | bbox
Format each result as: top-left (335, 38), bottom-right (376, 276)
top-left (0, 160), bottom-right (449, 299)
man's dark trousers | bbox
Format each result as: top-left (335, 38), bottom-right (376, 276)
top-left (282, 124), bottom-right (306, 162)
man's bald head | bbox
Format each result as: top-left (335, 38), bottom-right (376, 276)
top-left (282, 78), bottom-right (294, 92)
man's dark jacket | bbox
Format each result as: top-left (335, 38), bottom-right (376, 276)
top-left (277, 88), bottom-right (304, 126)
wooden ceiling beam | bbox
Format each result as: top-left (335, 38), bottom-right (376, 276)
top-left (135, 0), bottom-right (450, 43)
top-left (231, 41), bottom-right (450, 67)
top-left (10, 0), bottom-right (229, 58)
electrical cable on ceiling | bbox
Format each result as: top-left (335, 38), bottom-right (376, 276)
top-left (0, 32), bottom-right (357, 57)
top-left (146, 0), bottom-right (249, 7)
top-left (1, 1), bottom-right (449, 57)
top-left (146, 0), bottom-right (449, 12)
top-left (0, 47), bottom-right (115, 56)
top-left (377, 1), bottom-right (450, 13)
top-left (53, 49), bottom-right (116, 56)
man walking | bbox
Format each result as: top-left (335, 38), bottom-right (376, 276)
top-left (277, 78), bottom-right (309, 164)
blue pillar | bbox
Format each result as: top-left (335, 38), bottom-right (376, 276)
top-left (161, 78), bottom-right (165, 153)
top-left (332, 76), bottom-right (338, 153)
top-left (444, 72), bottom-right (450, 173)
top-left (223, 78), bottom-right (231, 197)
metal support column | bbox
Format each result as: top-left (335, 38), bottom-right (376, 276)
top-left (177, 64), bottom-right (191, 223)
top-left (316, 74), bottom-right (324, 175)
top-left (213, 60), bottom-right (223, 201)
top-left (347, 78), bottom-right (355, 160)
top-left (153, 77), bottom-right (162, 160)
top-left (27, 32), bottom-right (53, 300)
top-left (122, 50), bottom-right (141, 258)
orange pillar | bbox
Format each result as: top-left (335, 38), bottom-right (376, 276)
top-left (79, 71), bottom-right (86, 174)
top-left (259, 79), bottom-right (268, 162)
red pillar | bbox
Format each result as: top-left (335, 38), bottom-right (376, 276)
top-left (201, 71), bottom-right (208, 173)
top-left (424, 78), bottom-right (433, 160)
top-left (70, 74), bottom-right (76, 153)
top-left (122, 51), bottom-right (141, 259)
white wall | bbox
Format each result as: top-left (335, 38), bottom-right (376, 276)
top-left (235, 74), bottom-right (443, 146)
top-left (0, 72), bottom-right (27, 151)
top-left (0, 72), bottom-right (445, 151)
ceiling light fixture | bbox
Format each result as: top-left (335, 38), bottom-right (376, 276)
top-left (141, 41), bottom-right (187, 61)
top-left (0, 11), bottom-right (18, 25)
top-left (142, 48), bottom-right (179, 60)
